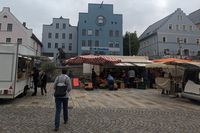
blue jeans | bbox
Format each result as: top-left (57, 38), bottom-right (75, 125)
top-left (55, 98), bottom-right (68, 129)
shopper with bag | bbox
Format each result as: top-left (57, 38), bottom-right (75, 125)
top-left (53, 69), bottom-right (72, 132)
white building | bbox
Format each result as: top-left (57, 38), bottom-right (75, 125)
top-left (0, 7), bottom-right (42, 56)
top-left (42, 17), bottom-right (77, 59)
top-left (138, 8), bottom-right (200, 59)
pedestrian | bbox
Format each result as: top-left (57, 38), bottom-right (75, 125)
top-left (128, 69), bottom-right (135, 88)
top-left (53, 69), bottom-right (72, 131)
top-left (40, 71), bottom-right (47, 96)
top-left (107, 74), bottom-right (114, 90)
top-left (32, 67), bottom-right (39, 96)
top-left (91, 68), bottom-right (97, 89)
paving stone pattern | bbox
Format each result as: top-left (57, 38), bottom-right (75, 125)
top-left (0, 83), bottom-right (200, 133)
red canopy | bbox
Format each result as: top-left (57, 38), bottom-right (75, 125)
top-left (65, 55), bottom-right (121, 65)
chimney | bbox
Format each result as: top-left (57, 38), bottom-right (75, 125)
top-left (23, 22), bottom-right (26, 27)
top-left (3, 7), bottom-right (10, 12)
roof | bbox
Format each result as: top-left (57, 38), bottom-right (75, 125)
top-left (139, 9), bottom-right (179, 41)
top-left (31, 34), bottom-right (43, 47)
top-left (188, 9), bottom-right (200, 24)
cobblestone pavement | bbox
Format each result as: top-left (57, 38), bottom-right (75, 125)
top-left (0, 84), bottom-right (200, 133)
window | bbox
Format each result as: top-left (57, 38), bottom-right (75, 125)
top-left (48, 42), bottom-right (51, 48)
top-left (68, 43), bottom-right (72, 51)
top-left (177, 37), bottom-right (180, 43)
top-left (176, 25), bottom-right (179, 30)
top-left (3, 15), bottom-right (7, 18)
top-left (63, 23), bottom-right (66, 29)
top-left (109, 42), bottom-right (114, 47)
top-left (84, 20), bottom-right (87, 23)
top-left (7, 23), bottom-right (12, 31)
top-left (189, 26), bottom-right (193, 31)
top-left (183, 49), bottom-right (189, 56)
top-left (88, 40), bottom-right (92, 47)
top-left (55, 43), bottom-right (58, 48)
top-left (17, 38), bottom-right (22, 44)
top-left (109, 30), bottom-right (113, 37)
top-left (87, 29), bottom-right (93, 36)
top-left (69, 33), bottom-right (72, 39)
top-left (183, 25), bottom-right (186, 31)
top-left (82, 29), bottom-right (86, 36)
top-left (56, 23), bottom-right (59, 29)
top-left (95, 40), bottom-right (99, 47)
top-left (95, 30), bottom-right (99, 36)
top-left (197, 39), bottom-right (200, 44)
top-left (6, 38), bottom-right (11, 43)
top-left (115, 30), bottom-right (119, 37)
top-left (48, 33), bottom-right (52, 38)
top-left (164, 49), bottom-right (169, 55)
top-left (0, 23), bottom-right (1, 31)
top-left (62, 33), bottom-right (65, 39)
top-left (115, 42), bottom-right (119, 47)
top-left (62, 43), bottom-right (65, 48)
top-left (169, 24), bottom-right (172, 30)
top-left (55, 33), bottom-right (59, 39)
top-left (82, 40), bottom-right (86, 46)
top-left (162, 37), bottom-right (166, 43)
top-left (183, 38), bottom-right (187, 44)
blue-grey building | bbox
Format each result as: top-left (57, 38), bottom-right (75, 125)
top-left (138, 8), bottom-right (200, 59)
top-left (42, 17), bottom-right (77, 59)
top-left (77, 3), bottom-right (123, 55)
top-left (188, 9), bottom-right (200, 30)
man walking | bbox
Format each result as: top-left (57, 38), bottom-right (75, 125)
top-left (53, 69), bottom-right (72, 131)
top-left (32, 67), bottom-right (39, 96)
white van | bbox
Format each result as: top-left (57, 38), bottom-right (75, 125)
top-left (0, 43), bottom-right (34, 99)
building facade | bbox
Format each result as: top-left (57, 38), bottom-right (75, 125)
top-left (188, 9), bottom-right (200, 30)
top-left (138, 8), bottom-right (200, 58)
top-left (0, 7), bottom-right (42, 56)
top-left (77, 3), bottom-right (123, 55)
top-left (42, 17), bottom-right (77, 58)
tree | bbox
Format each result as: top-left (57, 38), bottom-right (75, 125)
top-left (123, 31), bottom-right (140, 56)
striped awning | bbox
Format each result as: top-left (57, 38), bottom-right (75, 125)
top-left (65, 55), bottom-right (121, 65)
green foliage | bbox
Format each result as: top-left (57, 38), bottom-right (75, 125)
top-left (40, 62), bottom-right (56, 73)
top-left (123, 31), bottom-right (140, 56)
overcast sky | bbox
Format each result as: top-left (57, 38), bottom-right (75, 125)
top-left (0, 0), bottom-right (200, 40)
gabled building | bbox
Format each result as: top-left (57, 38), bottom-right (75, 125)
top-left (188, 9), bottom-right (200, 30)
top-left (138, 8), bottom-right (200, 58)
top-left (0, 7), bottom-right (42, 56)
top-left (42, 17), bottom-right (77, 59)
top-left (77, 3), bottom-right (123, 55)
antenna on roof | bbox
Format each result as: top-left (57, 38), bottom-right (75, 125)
top-left (100, 1), bottom-right (104, 8)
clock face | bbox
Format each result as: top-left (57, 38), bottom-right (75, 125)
top-left (96, 15), bottom-right (106, 26)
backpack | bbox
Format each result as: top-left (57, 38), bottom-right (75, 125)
top-left (54, 76), bottom-right (68, 97)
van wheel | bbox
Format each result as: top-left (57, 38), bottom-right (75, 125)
top-left (23, 85), bottom-right (29, 96)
